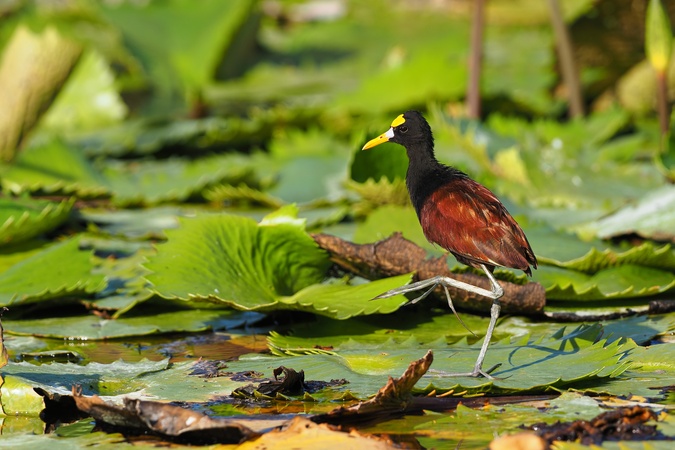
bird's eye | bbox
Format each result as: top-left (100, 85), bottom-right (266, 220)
top-left (399, 126), bottom-right (408, 133)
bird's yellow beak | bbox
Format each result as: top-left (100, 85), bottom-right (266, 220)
top-left (362, 129), bottom-right (392, 150)
top-left (362, 114), bottom-right (406, 150)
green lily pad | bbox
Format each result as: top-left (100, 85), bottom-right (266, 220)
top-left (484, 109), bottom-right (663, 230)
top-left (90, 248), bottom-right (154, 316)
top-left (268, 312), bottom-right (675, 357)
top-left (0, 375), bottom-right (47, 415)
top-left (346, 178), bottom-right (410, 220)
top-left (0, 197), bottom-right (75, 246)
top-left (575, 185), bottom-right (675, 242)
top-left (97, 0), bottom-right (257, 105)
top-left (269, 153), bottom-right (350, 204)
top-left (99, 153), bottom-right (255, 206)
top-left (562, 241), bottom-right (675, 273)
top-left (571, 341), bottom-right (675, 399)
top-left (260, 128), bottom-right (353, 205)
top-left (1, 139), bottom-right (109, 197)
top-left (146, 206), bottom-right (413, 318)
top-left (146, 206), bottom-right (331, 309)
top-left (1, 358), bottom-right (170, 398)
top-left (0, 241), bottom-right (43, 282)
top-left (79, 207), bottom-right (185, 239)
top-left (277, 274), bottom-right (412, 320)
top-left (527, 223), bottom-right (675, 273)
top-left (0, 432), bottom-right (137, 449)
top-left (536, 264), bottom-right (675, 301)
top-left (75, 116), bottom-right (275, 158)
top-left (334, 30), bottom-right (468, 114)
top-left (268, 312), bottom-right (495, 357)
top-left (0, 237), bottom-right (106, 307)
top-left (364, 393), bottom-right (602, 450)
top-left (298, 204), bottom-right (351, 231)
top-left (222, 324), bottom-right (633, 397)
top-left (3, 308), bottom-right (264, 340)
top-left (204, 184), bottom-right (283, 208)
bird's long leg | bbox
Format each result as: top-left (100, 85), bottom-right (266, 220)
top-left (441, 284), bottom-right (476, 337)
top-left (374, 264), bottom-right (504, 378)
top-left (465, 265), bottom-right (504, 377)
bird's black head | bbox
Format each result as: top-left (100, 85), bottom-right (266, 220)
top-left (362, 110), bottom-right (434, 152)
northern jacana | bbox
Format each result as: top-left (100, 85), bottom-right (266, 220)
top-left (362, 110), bottom-right (537, 378)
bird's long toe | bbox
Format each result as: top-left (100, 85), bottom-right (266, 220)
top-left (371, 287), bottom-right (409, 300)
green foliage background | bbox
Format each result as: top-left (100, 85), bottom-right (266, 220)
top-left (0, 0), bottom-right (674, 447)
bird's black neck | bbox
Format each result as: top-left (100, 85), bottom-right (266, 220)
top-left (405, 142), bottom-right (465, 218)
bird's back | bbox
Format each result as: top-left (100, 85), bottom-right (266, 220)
top-left (418, 175), bottom-right (537, 275)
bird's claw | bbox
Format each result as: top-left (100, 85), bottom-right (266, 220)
top-left (370, 289), bottom-right (403, 301)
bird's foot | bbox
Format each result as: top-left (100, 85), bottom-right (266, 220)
top-left (371, 277), bottom-right (443, 300)
top-left (427, 363), bottom-right (502, 380)
top-left (371, 278), bottom-right (477, 337)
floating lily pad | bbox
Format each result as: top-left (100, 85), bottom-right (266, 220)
top-left (146, 206), bottom-right (331, 309)
top-left (97, 0), bottom-right (258, 107)
top-left (484, 110), bottom-right (663, 229)
top-left (348, 178), bottom-right (410, 218)
top-left (99, 153), bottom-right (255, 206)
top-left (536, 264), bottom-right (675, 301)
top-left (0, 237), bottom-right (106, 307)
top-left (576, 185), bottom-right (675, 242)
top-left (89, 248), bottom-right (155, 316)
top-left (277, 274), bottom-right (412, 320)
top-left (79, 207), bottom-right (185, 239)
top-left (221, 324), bottom-right (633, 398)
top-left (268, 312), bottom-right (675, 357)
top-left (1, 358), bottom-right (170, 399)
top-left (3, 308), bottom-right (264, 340)
top-left (146, 206), bottom-right (413, 318)
top-left (269, 153), bottom-right (350, 204)
top-left (364, 393), bottom-right (602, 450)
top-left (527, 224), bottom-right (675, 272)
top-left (573, 341), bottom-right (675, 399)
top-left (262, 128), bottom-right (353, 204)
top-left (75, 115), bottom-right (277, 158)
top-left (334, 31), bottom-right (468, 114)
top-left (0, 197), bottom-right (75, 246)
top-left (1, 139), bottom-right (109, 197)
top-left (204, 184), bottom-right (283, 208)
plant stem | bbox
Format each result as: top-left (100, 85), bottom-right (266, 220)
top-left (547, 0), bottom-right (584, 118)
top-left (656, 70), bottom-right (670, 138)
top-left (466, 0), bottom-right (485, 120)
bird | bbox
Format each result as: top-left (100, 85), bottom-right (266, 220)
top-left (362, 110), bottom-right (537, 378)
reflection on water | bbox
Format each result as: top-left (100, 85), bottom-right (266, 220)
top-left (8, 331), bottom-right (270, 365)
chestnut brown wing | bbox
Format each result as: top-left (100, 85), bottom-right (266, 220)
top-left (419, 178), bottom-right (536, 274)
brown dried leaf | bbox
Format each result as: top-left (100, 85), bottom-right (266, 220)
top-left (527, 405), bottom-right (660, 446)
top-left (314, 350), bottom-right (433, 425)
top-left (72, 387), bottom-right (258, 445)
top-left (237, 416), bottom-right (401, 450)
